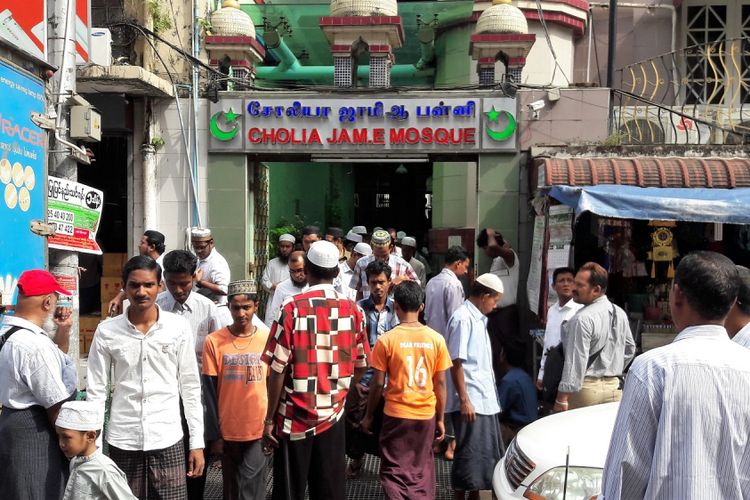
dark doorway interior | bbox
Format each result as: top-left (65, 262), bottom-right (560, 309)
top-left (354, 162), bottom-right (432, 243)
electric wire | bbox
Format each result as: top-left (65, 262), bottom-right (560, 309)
top-left (536, 0), bottom-right (571, 85)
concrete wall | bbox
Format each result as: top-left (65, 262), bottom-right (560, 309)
top-left (132, 98), bottom-right (210, 256)
top-left (517, 88), bottom-right (611, 149)
top-left (524, 23), bottom-right (575, 86)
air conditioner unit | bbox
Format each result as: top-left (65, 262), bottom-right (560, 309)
top-left (613, 107), bottom-right (671, 145)
top-left (666, 107), bottom-right (714, 145)
top-left (89, 28), bottom-right (112, 66)
top-left (715, 107), bottom-right (750, 145)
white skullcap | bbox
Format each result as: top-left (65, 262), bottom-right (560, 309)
top-left (351, 225), bottom-right (367, 235)
top-left (353, 242), bottom-right (372, 256)
top-left (307, 240), bottom-right (340, 268)
top-left (191, 227), bottom-right (212, 240)
top-left (476, 273), bottom-right (504, 295)
top-left (396, 231), bottom-right (406, 241)
top-left (401, 236), bottom-right (417, 248)
top-left (56, 401), bottom-right (103, 431)
top-left (345, 232), bottom-right (362, 243)
top-left (279, 233), bottom-right (296, 244)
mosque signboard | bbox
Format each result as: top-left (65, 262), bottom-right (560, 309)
top-left (208, 95), bottom-right (517, 154)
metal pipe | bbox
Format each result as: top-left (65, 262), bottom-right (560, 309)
top-left (606, 0), bottom-right (617, 88)
top-left (191, 0), bottom-right (200, 227)
top-left (142, 144), bottom-right (157, 231)
top-left (586, 9), bottom-right (593, 83)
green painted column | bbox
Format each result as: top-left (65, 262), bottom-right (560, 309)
top-left (207, 154), bottom-right (251, 280)
top-left (476, 153), bottom-right (521, 272)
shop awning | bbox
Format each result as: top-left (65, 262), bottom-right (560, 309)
top-left (549, 184), bottom-right (750, 224)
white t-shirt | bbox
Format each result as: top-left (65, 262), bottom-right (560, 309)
top-left (490, 250), bottom-right (519, 308)
top-left (0, 316), bottom-right (77, 409)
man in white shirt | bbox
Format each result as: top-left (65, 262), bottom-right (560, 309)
top-left (264, 251), bottom-right (308, 327)
top-left (335, 242), bottom-right (371, 301)
top-left (724, 265), bottom-right (750, 349)
top-left (536, 267), bottom-right (583, 389)
top-left (602, 251), bottom-right (750, 499)
top-left (156, 250), bottom-right (218, 500)
top-left (191, 228), bottom-right (231, 305)
top-left (87, 256), bottom-right (204, 499)
top-left (0, 270), bottom-right (76, 500)
top-left (477, 228), bottom-right (523, 377)
top-left (261, 234), bottom-right (295, 324)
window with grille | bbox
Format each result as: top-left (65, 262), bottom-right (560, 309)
top-left (683, 2), bottom-right (750, 105)
top-left (376, 193), bottom-right (390, 208)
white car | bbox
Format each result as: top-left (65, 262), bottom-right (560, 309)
top-left (492, 402), bottom-right (619, 500)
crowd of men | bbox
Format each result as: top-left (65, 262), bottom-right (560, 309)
top-left (2, 221), bottom-right (750, 500)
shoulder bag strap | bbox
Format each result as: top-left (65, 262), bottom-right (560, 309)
top-left (586, 305), bottom-right (617, 369)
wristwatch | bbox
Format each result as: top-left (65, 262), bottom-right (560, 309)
top-left (263, 418), bottom-right (274, 426)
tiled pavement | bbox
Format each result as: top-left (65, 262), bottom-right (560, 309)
top-left (204, 454), bottom-right (455, 499)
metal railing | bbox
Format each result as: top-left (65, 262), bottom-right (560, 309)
top-left (612, 37), bottom-right (750, 145)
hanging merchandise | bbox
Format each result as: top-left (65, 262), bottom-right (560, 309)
top-left (647, 221), bottom-right (677, 279)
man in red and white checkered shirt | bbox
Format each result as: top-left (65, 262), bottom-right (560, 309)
top-left (262, 241), bottom-right (369, 500)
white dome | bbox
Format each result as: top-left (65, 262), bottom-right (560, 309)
top-left (210, 0), bottom-right (256, 38)
top-left (475, 0), bottom-right (528, 35)
top-left (330, 0), bottom-right (398, 17)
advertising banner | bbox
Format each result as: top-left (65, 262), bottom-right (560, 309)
top-left (209, 95), bottom-right (518, 154)
top-left (0, 1), bottom-right (46, 61)
top-left (0, 60), bottom-right (46, 305)
top-left (48, 176), bottom-right (103, 255)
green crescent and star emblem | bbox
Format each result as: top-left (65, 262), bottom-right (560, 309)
top-left (210, 108), bottom-right (240, 141)
top-left (484, 105), bottom-right (516, 142)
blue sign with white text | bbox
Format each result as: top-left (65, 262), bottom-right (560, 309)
top-left (0, 59), bottom-right (46, 304)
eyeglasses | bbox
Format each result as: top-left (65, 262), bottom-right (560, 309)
top-left (192, 241), bottom-right (213, 250)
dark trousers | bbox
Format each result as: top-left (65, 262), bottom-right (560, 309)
top-left (487, 304), bottom-right (529, 377)
top-left (223, 440), bottom-right (266, 500)
top-left (272, 417), bottom-right (346, 500)
top-left (185, 439), bottom-right (211, 500)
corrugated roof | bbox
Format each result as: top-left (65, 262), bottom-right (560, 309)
top-left (539, 157), bottom-right (750, 189)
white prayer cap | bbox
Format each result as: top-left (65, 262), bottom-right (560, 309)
top-left (190, 227), bottom-right (212, 241)
top-left (345, 232), bottom-right (362, 243)
top-left (307, 241), bottom-right (340, 268)
top-left (56, 401), bottom-right (103, 431)
top-left (279, 233), bottom-right (296, 244)
top-left (353, 242), bottom-right (372, 256)
top-left (396, 231), bottom-right (406, 241)
top-left (401, 237), bottom-right (417, 248)
top-left (351, 225), bottom-right (368, 235)
top-left (475, 273), bottom-right (504, 295)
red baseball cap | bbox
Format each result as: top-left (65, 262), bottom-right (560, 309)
top-left (17, 270), bottom-right (72, 297)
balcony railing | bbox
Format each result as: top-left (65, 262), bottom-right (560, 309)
top-left (612, 37), bottom-right (750, 146)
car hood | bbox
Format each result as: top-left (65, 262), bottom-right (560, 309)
top-left (515, 402), bottom-right (619, 470)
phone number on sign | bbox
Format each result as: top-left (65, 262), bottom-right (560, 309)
top-left (48, 208), bottom-right (74, 223)
top-left (53, 222), bottom-right (74, 236)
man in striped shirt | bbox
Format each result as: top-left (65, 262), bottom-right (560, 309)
top-left (602, 251), bottom-right (750, 499)
top-left (725, 265), bottom-right (750, 349)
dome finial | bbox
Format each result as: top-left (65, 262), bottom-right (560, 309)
top-left (493, 0), bottom-right (512, 4)
top-left (222, 0), bottom-right (240, 8)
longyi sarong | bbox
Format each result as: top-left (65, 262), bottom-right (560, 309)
top-left (450, 412), bottom-right (504, 491)
top-left (0, 405), bottom-right (67, 500)
top-left (379, 415), bottom-right (436, 500)
top-left (108, 439), bottom-right (187, 500)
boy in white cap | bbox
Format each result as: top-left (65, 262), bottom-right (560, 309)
top-left (191, 227), bottom-right (231, 305)
top-left (55, 401), bottom-right (136, 500)
top-left (334, 242), bottom-right (371, 301)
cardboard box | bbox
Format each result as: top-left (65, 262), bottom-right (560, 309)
top-left (102, 253), bottom-right (128, 277)
top-left (79, 315), bottom-right (100, 335)
top-left (100, 277), bottom-right (123, 303)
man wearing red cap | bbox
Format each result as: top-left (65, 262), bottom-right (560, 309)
top-left (0, 270), bottom-right (76, 500)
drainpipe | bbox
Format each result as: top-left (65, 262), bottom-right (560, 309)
top-left (142, 143), bottom-right (157, 232)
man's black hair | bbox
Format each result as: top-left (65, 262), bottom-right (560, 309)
top-left (229, 293), bottom-right (259, 304)
top-left (302, 225), bottom-right (321, 237)
top-left (503, 342), bottom-right (526, 368)
top-left (393, 281), bottom-right (424, 312)
top-left (674, 251), bottom-right (739, 321)
top-left (304, 256), bottom-right (339, 281)
top-left (445, 245), bottom-right (469, 265)
top-left (143, 230), bottom-right (166, 254)
top-left (476, 228), bottom-right (504, 248)
top-left (162, 250), bottom-right (197, 275)
top-left (122, 255), bottom-right (162, 284)
top-left (365, 260), bottom-right (392, 281)
top-left (553, 267), bottom-right (575, 283)
top-left (736, 266), bottom-right (750, 316)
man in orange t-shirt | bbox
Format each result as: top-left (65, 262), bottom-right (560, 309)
top-left (361, 281), bottom-right (452, 500)
top-left (202, 281), bottom-right (269, 500)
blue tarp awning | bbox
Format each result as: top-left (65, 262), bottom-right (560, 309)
top-left (549, 185), bottom-right (750, 224)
